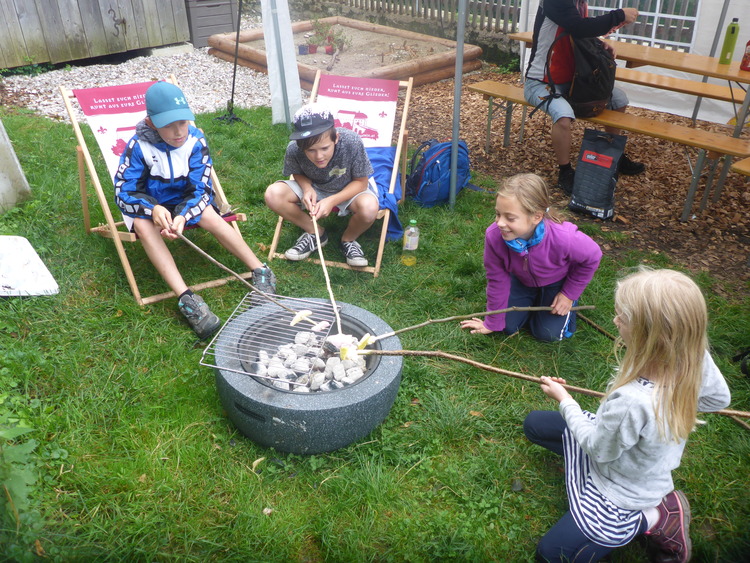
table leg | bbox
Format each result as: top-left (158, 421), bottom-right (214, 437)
top-left (485, 97), bottom-right (494, 153)
top-left (681, 150), bottom-right (707, 222)
top-left (504, 101), bottom-right (514, 147)
top-left (710, 88), bottom-right (750, 204)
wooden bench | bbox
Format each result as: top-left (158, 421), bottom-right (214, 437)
top-left (467, 80), bottom-right (750, 221)
top-left (731, 157), bottom-right (750, 177)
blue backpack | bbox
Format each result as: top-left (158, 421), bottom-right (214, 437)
top-left (405, 139), bottom-right (471, 208)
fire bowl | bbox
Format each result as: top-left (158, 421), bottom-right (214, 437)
top-left (213, 299), bottom-right (402, 454)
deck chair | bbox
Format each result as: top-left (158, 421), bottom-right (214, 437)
top-left (267, 70), bottom-right (413, 277)
top-left (59, 76), bottom-right (248, 306)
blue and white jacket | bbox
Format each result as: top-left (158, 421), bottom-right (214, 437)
top-left (114, 120), bottom-right (213, 226)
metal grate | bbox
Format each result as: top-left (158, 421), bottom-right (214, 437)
top-left (200, 293), bottom-right (338, 387)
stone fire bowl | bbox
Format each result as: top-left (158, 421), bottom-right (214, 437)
top-left (214, 299), bottom-right (403, 455)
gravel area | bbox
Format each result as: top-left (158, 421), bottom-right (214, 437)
top-left (2, 14), bottom-right (278, 123)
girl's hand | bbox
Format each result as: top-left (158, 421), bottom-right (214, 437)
top-left (539, 376), bottom-right (572, 403)
top-left (460, 318), bottom-right (492, 335)
top-left (550, 292), bottom-right (574, 316)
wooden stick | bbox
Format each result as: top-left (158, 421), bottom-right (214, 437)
top-left (176, 232), bottom-right (318, 325)
top-left (311, 216), bottom-right (343, 335)
top-left (577, 312), bottom-right (618, 341)
top-left (372, 305), bottom-right (596, 342)
top-left (358, 349), bottom-right (750, 419)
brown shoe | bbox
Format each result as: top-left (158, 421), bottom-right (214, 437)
top-left (646, 490), bottom-right (692, 562)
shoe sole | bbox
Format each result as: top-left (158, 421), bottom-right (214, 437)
top-left (346, 259), bottom-right (368, 267)
top-left (285, 238), bottom-right (328, 261)
top-left (673, 490), bottom-right (692, 562)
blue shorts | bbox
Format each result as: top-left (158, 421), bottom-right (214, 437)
top-left (524, 78), bottom-right (629, 123)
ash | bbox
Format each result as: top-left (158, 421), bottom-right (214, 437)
top-left (253, 331), bottom-right (367, 393)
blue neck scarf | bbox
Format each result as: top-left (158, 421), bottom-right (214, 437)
top-left (504, 220), bottom-right (546, 255)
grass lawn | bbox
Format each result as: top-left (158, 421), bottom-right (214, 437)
top-left (1, 105), bottom-right (749, 561)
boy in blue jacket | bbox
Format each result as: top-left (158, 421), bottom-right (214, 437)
top-left (114, 81), bottom-right (275, 339)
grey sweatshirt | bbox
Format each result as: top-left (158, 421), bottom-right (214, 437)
top-left (559, 350), bottom-right (731, 510)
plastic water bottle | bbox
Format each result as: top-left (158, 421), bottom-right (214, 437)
top-left (401, 220), bottom-right (419, 266)
top-left (719, 18), bottom-right (740, 65)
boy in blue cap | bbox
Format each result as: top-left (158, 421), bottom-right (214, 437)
top-left (114, 81), bottom-right (275, 339)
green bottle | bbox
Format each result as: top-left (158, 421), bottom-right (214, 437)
top-left (719, 18), bottom-right (740, 65)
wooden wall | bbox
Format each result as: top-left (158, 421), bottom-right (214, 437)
top-left (0, 0), bottom-right (190, 70)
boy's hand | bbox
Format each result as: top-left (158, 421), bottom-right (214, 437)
top-left (539, 376), bottom-right (572, 403)
top-left (311, 197), bottom-right (335, 220)
top-left (460, 318), bottom-right (492, 335)
top-left (550, 292), bottom-right (573, 316)
top-left (301, 188), bottom-right (317, 213)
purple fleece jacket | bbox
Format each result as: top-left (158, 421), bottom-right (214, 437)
top-left (484, 219), bottom-right (602, 332)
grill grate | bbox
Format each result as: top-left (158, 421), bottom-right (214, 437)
top-left (200, 293), bottom-right (338, 386)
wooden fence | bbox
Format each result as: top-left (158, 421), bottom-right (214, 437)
top-left (344, 0), bottom-right (523, 34)
top-left (0, 0), bottom-right (190, 70)
top-left (341, 0), bottom-right (699, 49)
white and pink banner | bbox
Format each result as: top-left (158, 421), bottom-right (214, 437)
top-left (73, 81), bottom-right (155, 176)
top-left (316, 75), bottom-right (399, 148)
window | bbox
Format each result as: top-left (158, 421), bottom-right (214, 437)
top-left (589, 0), bottom-right (700, 51)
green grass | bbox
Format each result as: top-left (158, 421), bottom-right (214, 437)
top-left (1, 104), bottom-right (749, 561)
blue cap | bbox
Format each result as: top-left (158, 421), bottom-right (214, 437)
top-left (145, 82), bottom-right (195, 128)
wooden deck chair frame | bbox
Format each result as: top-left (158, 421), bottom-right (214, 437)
top-left (60, 75), bottom-right (249, 306)
top-left (267, 70), bottom-right (413, 277)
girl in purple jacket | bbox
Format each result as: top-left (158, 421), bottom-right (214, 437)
top-left (461, 173), bottom-right (602, 341)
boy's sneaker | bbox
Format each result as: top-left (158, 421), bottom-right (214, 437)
top-left (645, 490), bottom-right (692, 563)
top-left (341, 240), bottom-right (368, 267)
top-left (178, 293), bottom-right (221, 340)
top-left (285, 231), bottom-right (328, 261)
top-left (557, 168), bottom-right (575, 195)
top-left (251, 264), bottom-right (276, 295)
top-left (618, 154), bottom-right (646, 175)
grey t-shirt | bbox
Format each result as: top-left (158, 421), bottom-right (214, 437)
top-left (282, 128), bottom-right (373, 195)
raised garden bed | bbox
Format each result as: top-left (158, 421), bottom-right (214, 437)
top-left (207, 16), bottom-right (482, 90)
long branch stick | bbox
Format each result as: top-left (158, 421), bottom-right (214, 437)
top-left (312, 215), bottom-right (343, 335)
top-left (176, 232), bottom-right (318, 325)
top-left (372, 305), bottom-right (596, 342)
top-left (359, 349), bottom-right (750, 419)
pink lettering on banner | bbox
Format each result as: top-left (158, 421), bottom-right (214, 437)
top-left (73, 81), bottom-right (157, 116)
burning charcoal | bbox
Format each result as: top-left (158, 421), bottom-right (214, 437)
top-left (324, 370), bottom-right (334, 381)
top-left (272, 380), bottom-right (290, 391)
top-left (267, 366), bottom-right (288, 378)
top-left (293, 343), bottom-right (309, 356)
top-left (341, 359), bottom-right (356, 370)
top-left (277, 345), bottom-right (294, 359)
top-left (346, 367), bottom-right (364, 382)
top-left (295, 385), bottom-right (310, 393)
top-left (310, 373), bottom-right (326, 391)
top-left (257, 350), bottom-right (270, 365)
top-left (329, 380), bottom-right (344, 389)
top-left (268, 357), bottom-right (285, 372)
top-left (319, 381), bottom-right (332, 392)
top-left (332, 364), bottom-right (346, 382)
top-left (296, 374), bottom-right (310, 386)
top-left (282, 352), bottom-right (298, 368)
top-left (279, 370), bottom-right (296, 381)
top-left (294, 331), bottom-right (316, 346)
top-left (325, 356), bottom-right (341, 370)
top-left (253, 363), bottom-right (268, 377)
top-left (312, 357), bottom-right (326, 371)
top-left (291, 358), bottom-right (311, 373)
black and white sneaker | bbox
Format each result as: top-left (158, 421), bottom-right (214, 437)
top-left (178, 293), bottom-right (221, 340)
top-left (285, 231), bottom-right (328, 261)
top-left (341, 240), bottom-right (368, 267)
